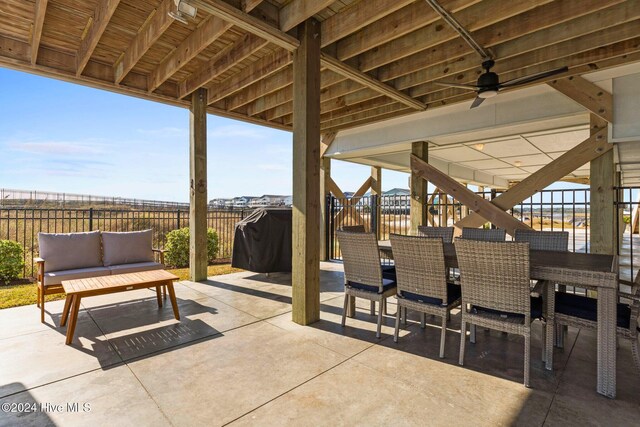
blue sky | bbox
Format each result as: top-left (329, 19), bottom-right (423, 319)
top-left (0, 68), bottom-right (410, 202)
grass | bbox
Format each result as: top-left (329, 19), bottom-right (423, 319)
top-left (0, 263), bottom-right (242, 310)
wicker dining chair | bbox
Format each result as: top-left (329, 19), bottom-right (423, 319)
top-left (390, 234), bottom-right (461, 358)
top-left (554, 270), bottom-right (640, 375)
top-left (417, 226), bottom-right (455, 243)
top-left (337, 230), bottom-right (397, 338)
top-left (341, 224), bottom-right (366, 233)
top-left (461, 227), bottom-right (506, 242)
top-left (456, 240), bottom-right (544, 387)
top-left (514, 229), bottom-right (569, 251)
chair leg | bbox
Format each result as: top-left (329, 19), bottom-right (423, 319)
top-left (541, 323), bottom-right (546, 364)
top-left (341, 294), bottom-right (349, 327)
top-left (524, 333), bottom-right (531, 388)
top-left (470, 324), bottom-right (476, 344)
top-left (370, 300), bottom-right (375, 316)
top-left (40, 287), bottom-right (45, 323)
top-left (376, 300), bottom-right (383, 338)
top-left (382, 298), bottom-right (388, 315)
top-left (420, 312), bottom-right (426, 329)
top-left (439, 315), bottom-right (447, 359)
top-left (459, 320), bottom-right (467, 366)
top-left (36, 286), bottom-right (40, 308)
top-left (402, 307), bottom-right (407, 325)
top-left (394, 304), bottom-right (401, 343)
top-left (555, 322), bottom-right (565, 349)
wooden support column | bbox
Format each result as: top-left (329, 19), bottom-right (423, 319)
top-left (292, 19), bottom-right (321, 325)
top-left (189, 88), bottom-right (208, 281)
top-left (370, 166), bottom-right (382, 238)
top-left (589, 115), bottom-right (614, 255)
top-left (410, 141), bottom-right (428, 234)
top-left (319, 132), bottom-right (335, 261)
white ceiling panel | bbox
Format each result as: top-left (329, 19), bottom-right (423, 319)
top-left (430, 146), bottom-right (490, 162)
top-left (458, 158), bottom-right (512, 169)
top-left (480, 138), bottom-right (541, 157)
top-left (502, 153), bottom-right (551, 167)
top-left (524, 127), bottom-right (589, 153)
top-left (485, 167), bottom-right (526, 176)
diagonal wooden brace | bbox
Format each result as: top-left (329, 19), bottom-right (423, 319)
top-left (410, 155), bottom-right (532, 236)
top-left (455, 126), bottom-right (610, 230)
top-left (328, 176), bottom-right (372, 229)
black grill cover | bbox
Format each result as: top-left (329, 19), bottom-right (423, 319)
top-left (231, 208), bottom-right (292, 273)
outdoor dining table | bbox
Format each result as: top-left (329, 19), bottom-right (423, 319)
top-left (378, 240), bottom-right (619, 398)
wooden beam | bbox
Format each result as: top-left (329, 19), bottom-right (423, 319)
top-left (411, 155), bottom-right (532, 236)
top-left (320, 132), bottom-right (333, 261)
top-left (411, 142), bottom-right (428, 234)
top-left (321, 0), bottom-right (416, 47)
top-left (320, 53), bottom-right (424, 110)
top-left (241, 0), bottom-right (263, 12)
top-left (76, 0), bottom-right (121, 76)
top-left (455, 126), bottom-right (611, 230)
top-left (280, 0), bottom-right (336, 32)
top-left (226, 66), bottom-right (293, 111)
top-left (589, 115), bottom-right (615, 255)
top-left (180, 33), bottom-right (269, 98)
top-left (548, 76), bottom-right (613, 123)
top-left (31, 0), bottom-right (48, 65)
top-left (114, 0), bottom-right (173, 84)
top-left (356, 0), bottom-right (551, 73)
top-left (189, 87), bottom-right (208, 281)
top-left (191, 0), bottom-right (299, 51)
top-left (326, 176), bottom-right (346, 199)
top-left (149, 15), bottom-right (231, 92)
top-left (207, 50), bottom-right (292, 105)
top-left (292, 18), bottom-right (321, 326)
top-left (334, 0), bottom-right (478, 59)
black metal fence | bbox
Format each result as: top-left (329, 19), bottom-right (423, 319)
top-left (327, 188), bottom-right (591, 260)
top-left (0, 207), bottom-right (250, 278)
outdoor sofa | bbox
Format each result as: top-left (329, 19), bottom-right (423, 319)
top-left (35, 229), bottom-right (164, 323)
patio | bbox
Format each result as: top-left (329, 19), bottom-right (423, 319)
top-left (1, 263), bottom-right (639, 426)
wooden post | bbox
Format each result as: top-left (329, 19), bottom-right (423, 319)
top-left (320, 155), bottom-right (331, 261)
top-left (410, 141), bottom-right (428, 234)
top-left (189, 88), bottom-right (208, 281)
top-left (292, 18), bottom-right (321, 325)
top-left (370, 166), bottom-right (382, 238)
top-left (589, 114), bottom-right (614, 255)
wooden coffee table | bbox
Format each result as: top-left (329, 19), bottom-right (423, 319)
top-left (60, 270), bottom-right (180, 345)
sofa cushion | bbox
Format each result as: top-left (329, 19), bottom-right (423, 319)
top-left (108, 262), bottom-right (164, 275)
top-left (38, 231), bottom-right (103, 273)
top-left (102, 230), bottom-right (154, 267)
top-left (44, 266), bottom-right (111, 287)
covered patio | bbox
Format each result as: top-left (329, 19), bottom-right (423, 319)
top-left (1, 264), bottom-right (639, 426)
top-left (2, 0), bottom-right (640, 423)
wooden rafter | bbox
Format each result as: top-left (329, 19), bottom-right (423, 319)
top-left (226, 65), bottom-right (293, 111)
top-left (148, 16), bottom-right (231, 92)
top-left (410, 155), bottom-right (532, 236)
top-left (76, 0), bottom-right (121, 76)
top-left (207, 50), bottom-right (292, 105)
top-left (114, 0), bottom-right (174, 84)
top-left (455, 126), bottom-right (611, 230)
top-left (547, 76), bottom-right (613, 123)
top-left (180, 34), bottom-right (269, 99)
top-left (31, 0), bottom-right (48, 65)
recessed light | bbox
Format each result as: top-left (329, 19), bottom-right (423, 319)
top-left (473, 143), bottom-right (484, 151)
top-left (514, 161), bottom-right (523, 167)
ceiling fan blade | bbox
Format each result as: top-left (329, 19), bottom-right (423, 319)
top-left (499, 66), bottom-right (569, 87)
top-left (470, 97), bottom-right (485, 109)
top-left (434, 81), bottom-right (479, 90)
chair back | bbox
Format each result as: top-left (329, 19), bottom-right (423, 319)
top-left (390, 234), bottom-right (447, 303)
top-left (514, 229), bottom-right (568, 251)
top-left (341, 225), bottom-right (366, 233)
top-left (417, 226), bottom-right (454, 243)
top-left (461, 227), bottom-right (506, 241)
top-left (455, 240), bottom-right (530, 317)
top-left (337, 231), bottom-right (382, 290)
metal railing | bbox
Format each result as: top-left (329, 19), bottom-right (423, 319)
top-left (616, 186), bottom-right (640, 285)
top-left (0, 207), bottom-right (250, 278)
top-left (327, 188), bottom-right (591, 260)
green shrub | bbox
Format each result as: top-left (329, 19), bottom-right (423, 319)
top-left (0, 240), bottom-right (25, 285)
top-left (164, 227), bottom-right (219, 268)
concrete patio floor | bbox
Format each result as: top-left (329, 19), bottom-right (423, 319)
top-left (1, 262), bottom-right (639, 426)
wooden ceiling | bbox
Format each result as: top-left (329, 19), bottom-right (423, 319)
top-left (1, 0), bottom-right (639, 133)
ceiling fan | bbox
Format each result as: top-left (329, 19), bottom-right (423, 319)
top-left (434, 59), bottom-right (569, 108)
top-left (424, 0), bottom-right (568, 108)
